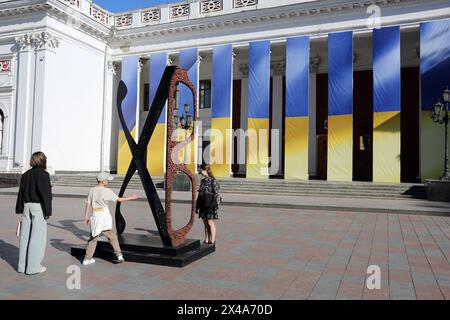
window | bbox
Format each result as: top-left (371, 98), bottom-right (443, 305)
top-left (0, 109), bottom-right (4, 154)
top-left (199, 80), bottom-right (211, 109)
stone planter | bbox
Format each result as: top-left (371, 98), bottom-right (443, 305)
top-left (426, 179), bottom-right (450, 202)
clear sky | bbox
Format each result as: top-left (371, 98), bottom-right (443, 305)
top-left (93, 0), bottom-right (181, 13)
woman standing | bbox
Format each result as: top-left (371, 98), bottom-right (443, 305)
top-left (15, 151), bottom-right (52, 275)
top-left (196, 164), bottom-right (221, 245)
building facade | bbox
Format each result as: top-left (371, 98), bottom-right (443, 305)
top-left (0, 0), bottom-right (449, 182)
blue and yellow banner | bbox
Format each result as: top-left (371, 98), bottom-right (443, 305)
top-left (179, 48), bottom-right (198, 172)
top-left (147, 52), bottom-right (167, 177)
top-left (420, 19), bottom-right (450, 180)
top-left (118, 56), bottom-right (139, 175)
top-left (247, 41), bottom-right (270, 179)
top-left (285, 36), bottom-right (309, 180)
top-left (328, 31), bottom-right (353, 181)
top-left (211, 44), bottom-right (233, 177)
top-left (373, 26), bottom-right (401, 183)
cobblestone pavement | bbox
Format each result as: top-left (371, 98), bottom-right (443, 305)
top-left (0, 195), bottom-right (449, 300)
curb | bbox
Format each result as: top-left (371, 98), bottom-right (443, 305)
top-left (1, 190), bottom-right (448, 217)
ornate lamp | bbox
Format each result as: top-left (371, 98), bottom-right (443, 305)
top-left (430, 86), bottom-right (450, 181)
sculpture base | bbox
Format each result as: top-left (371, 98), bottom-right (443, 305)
top-left (426, 179), bottom-right (450, 202)
top-left (71, 233), bottom-right (215, 267)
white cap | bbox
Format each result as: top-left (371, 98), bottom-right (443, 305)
top-left (96, 172), bottom-right (113, 182)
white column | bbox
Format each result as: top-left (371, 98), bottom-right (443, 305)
top-left (272, 75), bottom-right (283, 177)
top-left (239, 77), bottom-right (248, 174)
top-left (308, 71), bottom-right (317, 178)
top-left (101, 61), bottom-right (117, 172)
top-left (13, 34), bottom-right (35, 171)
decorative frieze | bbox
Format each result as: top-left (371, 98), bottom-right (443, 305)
top-left (89, 6), bottom-right (110, 25)
top-left (170, 4), bottom-right (190, 19)
top-left (115, 14), bottom-right (132, 27)
top-left (234, 0), bottom-right (258, 9)
top-left (200, 0), bottom-right (222, 14)
top-left (61, 0), bottom-right (80, 9)
top-left (0, 60), bottom-right (11, 73)
top-left (142, 8), bottom-right (161, 23)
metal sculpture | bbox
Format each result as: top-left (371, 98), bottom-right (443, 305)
top-left (115, 66), bottom-right (198, 247)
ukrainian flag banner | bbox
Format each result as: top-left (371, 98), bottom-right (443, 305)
top-left (247, 41), bottom-right (270, 179)
top-left (285, 36), bottom-right (310, 180)
top-left (118, 56), bottom-right (139, 175)
top-left (373, 26), bottom-right (401, 183)
top-left (147, 52), bottom-right (168, 177)
top-left (420, 19), bottom-right (450, 180)
top-left (211, 44), bottom-right (233, 177)
top-left (328, 32), bottom-right (353, 181)
top-left (179, 48), bottom-right (199, 173)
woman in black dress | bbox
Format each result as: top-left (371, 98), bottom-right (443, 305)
top-left (196, 164), bottom-right (220, 245)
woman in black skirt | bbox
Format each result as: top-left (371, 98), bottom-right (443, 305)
top-left (196, 164), bottom-right (220, 245)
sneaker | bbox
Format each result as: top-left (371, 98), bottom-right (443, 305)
top-left (82, 258), bottom-right (96, 266)
top-left (40, 267), bottom-right (47, 273)
top-left (114, 255), bottom-right (125, 263)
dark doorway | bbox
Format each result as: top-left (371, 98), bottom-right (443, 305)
top-left (401, 67), bottom-right (420, 182)
top-left (353, 70), bottom-right (374, 182)
top-left (232, 79), bottom-right (242, 177)
top-left (316, 73), bottom-right (328, 180)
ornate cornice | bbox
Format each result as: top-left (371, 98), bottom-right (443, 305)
top-left (112, 0), bottom-right (426, 42)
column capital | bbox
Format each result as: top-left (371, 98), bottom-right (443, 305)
top-left (34, 32), bottom-right (61, 51)
top-left (14, 34), bottom-right (34, 52)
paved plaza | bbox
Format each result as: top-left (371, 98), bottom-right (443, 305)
top-left (1, 193), bottom-right (450, 300)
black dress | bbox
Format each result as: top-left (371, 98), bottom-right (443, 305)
top-left (196, 177), bottom-right (220, 220)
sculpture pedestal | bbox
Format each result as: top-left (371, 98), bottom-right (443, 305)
top-left (426, 179), bottom-right (450, 202)
top-left (71, 233), bottom-right (215, 267)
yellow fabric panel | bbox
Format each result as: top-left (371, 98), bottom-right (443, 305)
top-left (146, 123), bottom-right (166, 177)
top-left (246, 118), bottom-right (269, 179)
top-left (211, 117), bottom-right (232, 178)
top-left (327, 114), bottom-right (353, 181)
top-left (285, 116), bottom-right (309, 180)
top-left (117, 127), bottom-right (136, 176)
top-left (373, 111), bottom-right (401, 183)
top-left (421, 111), bottom-right (445, 180)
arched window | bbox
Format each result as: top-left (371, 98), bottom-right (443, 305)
top-left (0, 109), bottom-right (4, 154)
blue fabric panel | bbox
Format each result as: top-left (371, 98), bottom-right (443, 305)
top-left (248, 41), bottom-right (270, 119)
top-left (373, 26), bottom-right (401, 113)
top-left (120, 56), bottom-right (139, 130)
top-left (420, 19), bottom-right (450, 111)
top-left (179, 48), bottom-right (198, 116)
top-left (149, 52), bottom-right (167, 123)
top-left (212, 44), bottom-right (233, 118)
top-left (286, 36), bottom-right (310, 118)
top-left (328, 31), bottom-right (353, 116)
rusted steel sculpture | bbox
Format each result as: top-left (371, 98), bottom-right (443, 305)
top-left (115, 66), bottom-right (198, 247)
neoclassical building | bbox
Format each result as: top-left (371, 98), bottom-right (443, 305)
top-left (0, 0), bottom-right (449, 182)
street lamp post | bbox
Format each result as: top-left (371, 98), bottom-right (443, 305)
top-left (174, 103), bottom-right (194, 163)
top-left (430, 86), bottom-right (450, 181)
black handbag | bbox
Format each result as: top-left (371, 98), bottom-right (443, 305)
top-left (198, 190), bottom-right (218, 210)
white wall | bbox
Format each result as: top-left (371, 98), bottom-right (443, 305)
top-left (39, 33), bottom-right (106, 172)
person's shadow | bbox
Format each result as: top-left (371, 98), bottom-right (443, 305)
top-left (0, 240), bottom-right (19, 271)
top-left (48, 220), bottom-right (90, 260)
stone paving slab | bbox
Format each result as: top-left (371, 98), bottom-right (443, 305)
top-left (1, 194), bottom-right (450, 300)
top-left (1, 186), bottom-right (449, 216)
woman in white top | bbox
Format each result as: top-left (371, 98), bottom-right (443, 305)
top-left (82, 172), bottom-right (138, 266)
